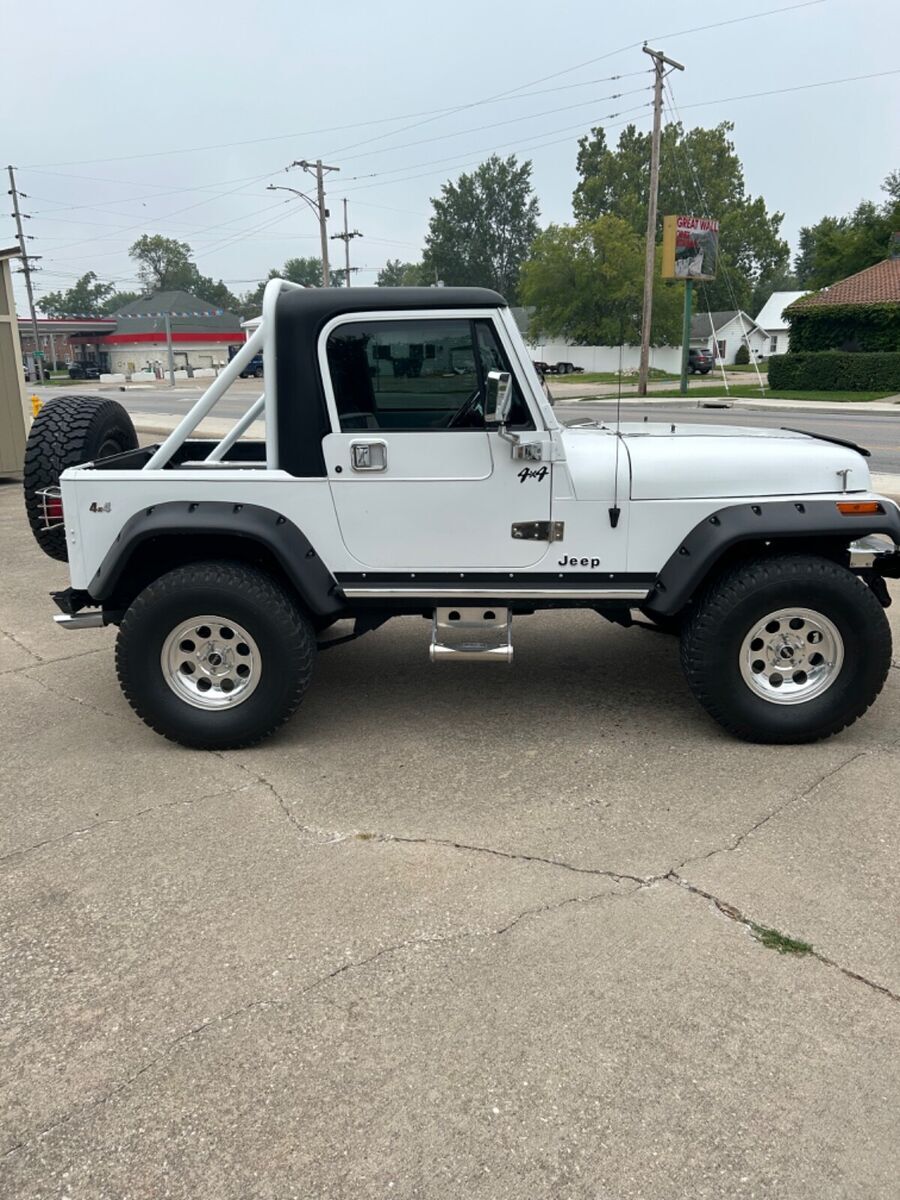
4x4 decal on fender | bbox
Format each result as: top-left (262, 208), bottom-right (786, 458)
top-left (518, 466), bottom-right (548, 483)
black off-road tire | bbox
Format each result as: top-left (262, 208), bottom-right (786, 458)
top-left (680, 554), bottom-right (892, 743)
top-left (117, 562), bottom-right (316, 750)
top-left (23, 395), bottom-right (138, 561)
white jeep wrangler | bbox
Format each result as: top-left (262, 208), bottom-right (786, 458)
top-left (23, 280), bottom-right (900, 749)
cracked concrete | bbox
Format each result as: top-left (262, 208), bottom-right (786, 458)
top-left (2, 481), bottom-right (900, 1198)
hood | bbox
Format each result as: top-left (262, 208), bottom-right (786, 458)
top-left (560, 422), bottom-right (870, 501)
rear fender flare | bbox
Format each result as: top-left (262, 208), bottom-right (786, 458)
top-left (644, 499), bottom-right (900, 617)
top-left (88, 500), bottom-right (345, 618)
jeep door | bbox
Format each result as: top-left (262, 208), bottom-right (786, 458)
top-left (321, 313), bottom-right (552, 569)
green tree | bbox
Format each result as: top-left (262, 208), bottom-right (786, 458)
top-left (40, 271), bottom-right (116, 317)
top-left (376, 258), bottom-right (429, 286)
top-left (422, 155), bottom-right (539, 299)
top-left (794, 174), bottom-right (900, 288)
top-left (239, 256), bottom-right (324, 316)
top-left (573, 121), bottom-right (790, 311)
top-left (128, 234), bottom-right (240, 311)
top-left (129, 235), bottom-right (195, 290)
top-left (520, 215), bottom-right (682, 346)
top-left (100, 290), bottom-right (142, 314)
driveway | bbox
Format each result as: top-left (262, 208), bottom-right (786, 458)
top-left (1, 479), bottom-right (899, 1198)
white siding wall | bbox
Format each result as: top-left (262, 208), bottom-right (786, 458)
top-left (526, 342), bottom-right (683, 374)
top-left (108, 341), bottom-right (239, 374)
top-left (762, 329), bottom-right (791, 357)
top-left (691, 316), bottom-right (769, 364)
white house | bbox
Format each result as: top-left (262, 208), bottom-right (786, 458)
top-left (754, 290), bottom-right (808, 357)
top-left (690, 310), bottom-right (769, 364)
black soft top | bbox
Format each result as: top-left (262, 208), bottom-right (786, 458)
top-left (275, 286), bottom-right (507, 479)
top-left (275, 285), bottom-right (506, 323)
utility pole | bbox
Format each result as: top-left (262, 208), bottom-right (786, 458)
top-left (330, 199), bottom-right (362, 287)
top-left (7, 165), bottom-right (43, 381)
top-left (636, 47), bottom-right (684, 398)
top-left (291, 159), bottom-right (340, 286)
top-left (163, 312), bottom-right (176, 386)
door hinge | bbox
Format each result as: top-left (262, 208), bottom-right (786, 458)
top-left (511, 521), bottom-right (565, 542)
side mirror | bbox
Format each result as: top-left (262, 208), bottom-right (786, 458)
top-left (486, 369), bottom-right (513, 426)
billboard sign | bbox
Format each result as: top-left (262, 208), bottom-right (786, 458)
top-left (662, 215), bottom-right (719, 281)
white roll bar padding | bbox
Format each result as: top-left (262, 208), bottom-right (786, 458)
top-left (142, 277), bottom-right (305, 471)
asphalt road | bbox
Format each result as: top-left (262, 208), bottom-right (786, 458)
top-left (30, 383), bottom-right (900, 473)
top-left (2, 479), bottom-right (900, 1198)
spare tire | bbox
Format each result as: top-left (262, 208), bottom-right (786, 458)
top-left (23, 395), bottom-right (138, 562)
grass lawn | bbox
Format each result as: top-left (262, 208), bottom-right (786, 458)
top-left (723, 362), bottom-right (769, 374)
top-left (588, 384), bottom-right (896, 403)
top-left (554, 370), bottom-right (680, 383)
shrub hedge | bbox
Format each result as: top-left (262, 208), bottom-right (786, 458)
top-left (768, 350), bottom-right (900, 392)
top-left (734, 342), bottom-right (750, 364)
top-left (787, 302), bottom-right (900, 352)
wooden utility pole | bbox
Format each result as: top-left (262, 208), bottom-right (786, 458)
top-left (291, 159), bottom-right (340, 286)
top-left (636, 47), bottom-right (684, 397)
top-left (330, 198), bottom-right (362, 287)
top-left (7, 165), bottom-right (43, 380)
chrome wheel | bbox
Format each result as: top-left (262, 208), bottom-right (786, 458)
top-left (161, 615), bottom-right (261, 710)
top-left (739, 607), bottom-right (843, 705)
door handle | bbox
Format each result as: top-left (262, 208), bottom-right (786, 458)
top-left (351, 440), bottom-right (388, 471)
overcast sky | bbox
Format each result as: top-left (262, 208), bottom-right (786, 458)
top-left (4, 0), bottom-right (898, 313)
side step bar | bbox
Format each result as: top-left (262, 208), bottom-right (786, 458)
top-left (53, 612), bottom-right (105, 630)
top-left (430, 606), bottom-right (513, 665)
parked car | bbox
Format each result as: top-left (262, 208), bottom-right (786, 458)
top-left (239, 353), bottom-right (264, 379)
top-left (688, 348), bottom-right (713, 375)
top-left (68, 363), bottom-right (101, 381)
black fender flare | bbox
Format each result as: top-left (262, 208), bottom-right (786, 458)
top-left (643, 498), bottom-right (900, 617)
top-left (88, 500), bottom-right (345, 618)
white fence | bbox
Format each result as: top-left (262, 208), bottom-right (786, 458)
top-left (527, 342), bottom-right (683, 374)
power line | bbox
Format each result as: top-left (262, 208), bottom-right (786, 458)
top-left (335, 84), bottom-right (653, 164)
top-left (21, 1), bottom-right (825, 171)
top-left (20, 71), bottom-right (651, 172)
top-left (674, 68), bottom-right (900, 114)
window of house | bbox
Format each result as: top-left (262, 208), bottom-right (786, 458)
top-left (770, 336), bottom-right (778, 353)
top-left (326, 317), bottom-right (533, 432)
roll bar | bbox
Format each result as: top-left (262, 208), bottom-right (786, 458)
top-left (143, 277), bottom-right (302, 471)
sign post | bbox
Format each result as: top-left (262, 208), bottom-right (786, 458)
top-left (662, 215), bottom-right (718, 397)
top-left (679, 280), bottom-right (693, 396)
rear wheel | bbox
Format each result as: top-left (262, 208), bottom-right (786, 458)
top-left (116, 561), bottom-right (315, 749)
top-left (680, 554), bottom-right (891, 743)
top-left (23, 395), bottom-right (137, 561)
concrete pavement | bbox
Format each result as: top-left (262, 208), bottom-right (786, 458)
top-left (2, 480), bottom-right (900, 1198)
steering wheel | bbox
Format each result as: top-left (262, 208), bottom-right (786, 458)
top-left (445, 386), bottom-right (484, 429)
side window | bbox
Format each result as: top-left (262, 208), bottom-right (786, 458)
top-left (473, 320), bottom-right (534, 430)
top-left (327, 319), bottom-right (484, 432)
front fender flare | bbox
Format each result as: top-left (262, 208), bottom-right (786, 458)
top-left (643, 499), bottom-right (900, 617)
top-left (88, 500), bottom-right (345, 618)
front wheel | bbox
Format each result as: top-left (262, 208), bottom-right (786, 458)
top-left (116, 562), bottom-right (316, 749)
top-left (680, 554), bottom-right (892, 743)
